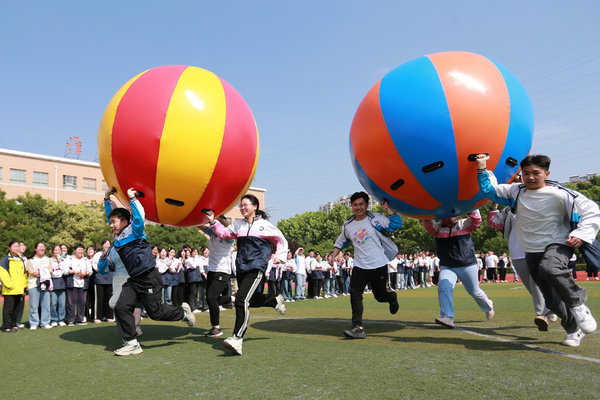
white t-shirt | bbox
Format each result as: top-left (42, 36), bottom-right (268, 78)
top-left (388, 258), bottom-right (399, 273)
top-left (485, 255), bottom-right (499, 269)
top-left (515, 186), bottom-right (572, 253)
top-left (295, 254), bottom-right (306, 275)
top-left (339, 218), bottom-right (389, 270)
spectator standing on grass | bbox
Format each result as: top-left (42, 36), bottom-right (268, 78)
top-left (93, 239), bottom-right (114, 323)
top-left (85, 245), bottom-right (97, 324)
top-left (294, 247), bottom-right (307, 301)
top-left (156, 248), bottom-right (171, 304)
top-left (305, 249), bottom-right (316, 299)
top-left (184, 248), bottom-right (202, 313)
top-left (281, 250), bottom-right (295, 302)
top-left (25, 242), bottom-right (53, 330)
top-left (422, 210), bottom-right (495, 329)
top-left (1, 241), bottom-right (27, 332)
top-left (341, 252), bottom-right (353, 295)
top-left (308, 252), bottom-right (324, 299)
top-left (331, 192), bottom-right (401, 339)
top-left (388, 255), bottom-right (398, 290)
top-left (266, 254), bottom-right (282, 296)
top-left (477, 153), bottom-right (599, 347)
top-left (569, 253), bottom-right (577, 280)
top-left (485, 251), bottom-right (499, 283)
top-left (498, 253), bottom-right (509, 282)
top-left (49, 244), bottom-right (68, 327)
top-left (65, 244), bottom-right (92, 326)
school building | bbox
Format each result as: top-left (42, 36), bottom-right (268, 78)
top-left (0, 147), bottom-right (265, 224)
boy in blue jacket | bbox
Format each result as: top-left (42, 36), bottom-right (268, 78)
top-left (104, 187), bottom-right (195, 356)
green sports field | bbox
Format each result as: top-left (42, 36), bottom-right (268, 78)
top-left (3, 282), bottom-right (599, 400)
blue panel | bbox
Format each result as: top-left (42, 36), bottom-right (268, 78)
top-left (491, 61), bottom-right (535, 184)
top-left (379, 57), bottom-right (458, 204)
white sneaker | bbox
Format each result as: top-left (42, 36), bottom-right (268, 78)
top-left (181, 302), bottom-right (196, 327)
top-left (332, 294), bottom-right (338, 298)
top-left (486, 309), bottom-right (495, 320)
top-left (219, 306), bottom-right (227, 311)
top-left (546, 312), bottom-right (558, 323)
top-left (30, 326), bottom-right (37, 330)
top-left (114, 342), bottom-right (143, 356)
top-left (562, 330), bottom-right (585, 347)
top-left (42, 324), bottom-right (53, 329)
top-left (435, 316), bottom-right (455, 328)
top-left (58, 321), bottom-right (67, 327)
top-left (571, 304), bottom-right (597, 334)
top-left (223, 336), bottom-right (243, 355)
top-left (275, 294), bottom-right (286, 315)
top-left (51, 322), bottom-right (58, 327)
top-left (192, 309), bottom-right (202, 314)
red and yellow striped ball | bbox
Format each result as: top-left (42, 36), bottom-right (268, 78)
top-left (98, 65), bottom-right (259, 226)
top-left (350, 51), bottom-right (534, 219)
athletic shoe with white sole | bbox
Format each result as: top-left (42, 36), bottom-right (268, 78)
top-left (114, 342), bottom-right (143, 356)
top-left (223, 336), bottom-right (243, 355)
top-left (534, 315), bottom-right (549, 331)
top-left (561, 330), bottom-right (585, 347)
top-left (275, 294), bottom-right (286, 315)
top-left (343, 326), bottom-right (366, 339)
top-left (570, 304), bottom-right (597, 334)
top-left (435, 316), bottom-right (455, 328)
top-left (181, 302), bottom-right (196, 327)
top-left (205, 327), bottom-right (223, 337)
top-left (546, 312), bottom-right (558, 323)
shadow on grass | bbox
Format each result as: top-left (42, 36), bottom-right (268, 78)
top-left (59, 324), bottom-right (206, 352)
top-left (251, 317), bottom-right (407, 337)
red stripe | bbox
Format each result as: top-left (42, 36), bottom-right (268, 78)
top-left (111, 65), bottom-right (188, 223)
top-left (176, 78), bottom-right (258, 226)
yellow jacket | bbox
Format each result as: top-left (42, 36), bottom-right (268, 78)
top-left (0, 254), bottom-right (27, 295)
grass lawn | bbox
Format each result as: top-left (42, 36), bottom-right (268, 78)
top-left (2, 281), bottom-right (599, 400)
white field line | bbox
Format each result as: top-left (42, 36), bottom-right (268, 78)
top-left (250, 316), bottom-right (600, 364)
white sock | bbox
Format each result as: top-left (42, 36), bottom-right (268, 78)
top-left (127, 339), bottom-right (139, 346)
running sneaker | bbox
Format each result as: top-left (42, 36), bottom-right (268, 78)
top-left (223, 336), bottom-right (243, 355)
top-left (343, 326), bottom-right (366, 339)
top-left (389, 295), bottom-right (399, 315)
top-left (571, 304), bottom-right (597, 334)
top-left (546, 312), bottom-right (558, 323)
top-left (181, 302), bottom-right (196, 327)
top-left (485, 308), bottom-right (495, 320)
top-left (561, 330), bottom-right (585, 347)
top-left (114, 342), bottom-right (143, 356)
top-left (205, 327), bottom-right (223, 337)
top-left (435, 316), bottom-right (455, 329)
top-left (275, 294), bottom-right (286, 315)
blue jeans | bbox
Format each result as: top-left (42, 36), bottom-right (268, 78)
top-left (50, 289), bottom-right (66, 323)
top-left (438, 265), bottom-right (493, 318)
top-left (343, 275), bottom-right (351, 294)
top-left (29, 286), bottom-right (52, 327)
top-left (281, 279), bottom-right (293, 301)
top-left (163, 286), bottom-right (172, 305)
top-left (295, 274), bottom-right (306, 299)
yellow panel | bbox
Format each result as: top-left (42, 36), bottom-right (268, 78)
top-left (155, 67), bottom-right (226, 225)
top-left (97, 71), bottom-right (146, 202)
top-left (218, 121), bottom-right (260, 215)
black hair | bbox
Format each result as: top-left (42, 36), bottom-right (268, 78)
top-left (108, 207), bottom-right (131, 222)
top-left (8, 240), bottom-right (19, 249)
top-left (520, 154), bottom-right (551, 171)
top-left (350, 191), bottom-right (370, 205)
top-left (101, 239), bottom-right (111, 246)
top-left (34, 241), bottom-right (46, 250)
top-left (241, 194), bottom-right (268, 220)
top-left (73, 243), bottom-right (85, 251)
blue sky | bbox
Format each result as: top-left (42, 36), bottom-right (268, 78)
top-left (1, 1), bottom-right (599, 223)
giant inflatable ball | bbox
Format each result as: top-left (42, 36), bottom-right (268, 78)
top-left (350, 51), bottom-right (534, 219)
top-left (98, 65), bottom-right (259, 226)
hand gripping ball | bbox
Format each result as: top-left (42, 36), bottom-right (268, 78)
top-left (98, 65), bottom-right (259, 226)
top-left (350, 51), bottom-right (534, 219)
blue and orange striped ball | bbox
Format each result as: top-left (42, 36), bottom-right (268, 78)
top-left (97, 65), bottom-right (259, 226)
top-left (350, 51), bottom-right (534, 219)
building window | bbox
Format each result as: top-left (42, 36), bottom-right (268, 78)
top-left (9, 169), bottom-right (26, 185)
top-left (32, 171), bottom-right (49, 187)
top-left (101, 180), bottom-right (109, 192)
top-left (63, 175), bottom-right (77, 190)
top-left (0, 167), bottom-right (3, 181)
top-left (82, 177), bottom-right (96, 192)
